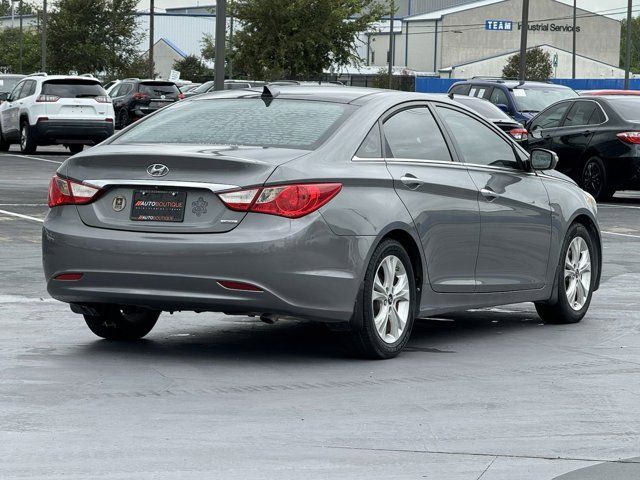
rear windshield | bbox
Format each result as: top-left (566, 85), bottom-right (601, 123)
top-left (42, 80), bottom-right (106, 98)
top-left (511, 87), bottom-right (578, 113)
top-left (607, 97), bottom-right (640, 121)
top-left (112, 98), bottom-right (355, 150)
top-left (139, 82), bottom-right (179, 96)
top-left (454, 97), bottom-right (511, 121)
top-left (0, 76), bottom-right (23, 93)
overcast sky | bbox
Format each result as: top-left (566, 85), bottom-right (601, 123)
top-left (24, 1), bottom-right (637, 19)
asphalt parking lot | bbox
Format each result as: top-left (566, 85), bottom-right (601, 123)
top-left (2, 145), bottom-right (640, 480)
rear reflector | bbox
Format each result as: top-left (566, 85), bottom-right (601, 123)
top-left (217, 280), bottom-right (263, 292)
top-left (218, 183), bottom-right (342, 219)
top-left (48, 175), bottom-right (102, 207)
top-left (54, 273), bottom-right (83, 281)
top-left (616, 131), bottom-right (640, 144)
top-left (508, 128), bottom-right (528, 141)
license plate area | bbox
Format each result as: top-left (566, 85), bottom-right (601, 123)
top-left (130, 190), bottom-right (186, 222)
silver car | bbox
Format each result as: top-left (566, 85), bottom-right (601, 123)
top-left (42, 86), bottom-right (602, 359)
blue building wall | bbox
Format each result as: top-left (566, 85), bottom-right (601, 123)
top-left (415, 77), bottom-right (640, 93)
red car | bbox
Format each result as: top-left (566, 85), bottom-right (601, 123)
top-left (581, 89), bottom-right (640, 96)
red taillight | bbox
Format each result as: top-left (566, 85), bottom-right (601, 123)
top-left (133, 92), bottom-right (149, 100)
top-left (36, 95), bottom-right (60, 103)
top-left (178, 93), bottom-right (186, 100)
top-left (616, 131), bottom-right (640, 144)
top-left (48, 175), bottom-right (102, 208)
top-left (218, 183), bottom-right (342, 219)
top-left (54, 273), bottom-right (83, 281)
top-left (509, 128), bottom-right (528, 141)
top-left (95, 96), bottom-right (110, 103)
top-left (217, 280), bottom-right (263, 292)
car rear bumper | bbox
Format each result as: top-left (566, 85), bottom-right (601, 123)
top-left (42, 207), bottom-right (372, 323)
top-left (34, 119), bottom-right (114, 144)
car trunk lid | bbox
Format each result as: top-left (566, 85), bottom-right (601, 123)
top-left (65, 144), bottom-right (309, 233)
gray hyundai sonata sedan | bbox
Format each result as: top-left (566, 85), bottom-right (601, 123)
top-left (42, 85), bottom-right (602, 358)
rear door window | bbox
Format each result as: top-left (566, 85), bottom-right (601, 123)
top-left (563, 101), bottom-right (597, 127)
top-left (588, 105), bottom-right (606, 124)
top-left (356, 124), bottom-right (382, 158)
top-left (42, 80), bottom-right (106, 98)
top-left (383, 107), bottom-right (452, 161)
top-left (449, 84), bottom-right (470, 96)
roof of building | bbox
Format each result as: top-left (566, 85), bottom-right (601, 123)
top-left (405, 0), bottom-right (619, 22)
top-left (157, 37), bottom-right (188, 58)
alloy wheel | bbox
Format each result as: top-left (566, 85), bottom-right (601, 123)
top-left (20, 125), bottom-right (27, 150)
top-left (564, 236), bottom-right (591, 311)
top-left (372, 255), bottom-right (411, 344)
top-left (582, 161), bottom-right (603, 197)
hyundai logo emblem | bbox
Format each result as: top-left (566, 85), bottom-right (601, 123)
top-left (147, 164), bottom-right (169, 177)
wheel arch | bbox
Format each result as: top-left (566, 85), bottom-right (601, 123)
top-left (570, 213), bottom-right (602, 291)
top-left (349, 225), bottom-right (426, 331)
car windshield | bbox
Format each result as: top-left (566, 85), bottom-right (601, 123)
top-left (42, 79), bottom-right (106, 98)
top-left (112, 98), bottom-right (355, 150)
top-left (606, 97), bottom-right (640, 121)
top-left (511, 87), bottom-right (578, 112)
top-left (0, 76), bottom-right (23, 93)
top-left (454, 97), bottom-right (512, 121)
top-left (193, 81), bottom-right (215, 94)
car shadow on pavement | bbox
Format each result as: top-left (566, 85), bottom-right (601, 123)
top-left (76, 307), bottom-right (542, 362)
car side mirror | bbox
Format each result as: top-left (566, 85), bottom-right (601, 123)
top-left (496, 103), bottom-right (510, 114)
top-left (530, 149), bottom-right (558, 171)
top-left (529, 126), bottom-right (543, 139)
top-left (0, 92), bottom-right (8, 102)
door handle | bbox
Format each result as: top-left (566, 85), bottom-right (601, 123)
top-left (400, 174), bottom-right (424, 189)
top-left (480, 188), bottom-right (500, 200)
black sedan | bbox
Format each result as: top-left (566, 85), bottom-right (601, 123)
top-left (526, 96), bottom-right (640, 200)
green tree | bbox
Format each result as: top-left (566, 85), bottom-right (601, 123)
top-left (0, 27), bottom-right (41, 74)
top-left (0, 0), bottom-right (34, 16)
top-left (47, 0), bottom-right (141, 78)
top-left (173, 55), bottom-right (212, 82)
top-left (620, 16), bottom-right (640, 73)
top-left (231, 0), bottom-right (387, 81)
top-left (502, 47), bottom-right (553, 81)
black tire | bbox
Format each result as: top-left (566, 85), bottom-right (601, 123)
top-left (535, 223), bottom-right (596, 325)
top-left (20, 120), bottom-right (37, 154)
top-left (349, 239), bottom-right (416, 359)
top-left (0, 129), bottom-right (9, 152)
top-left (84, 306), bottom-right (160, 340)
top-left (117, 109), bottom-right (129, 130)
top-left (68, 144), bottom-right (84, 154)
top-left (581, 156), bottom-right (614, 201)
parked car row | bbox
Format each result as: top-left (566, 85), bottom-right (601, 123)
top-left (449, 78), bottom-right (640, 200)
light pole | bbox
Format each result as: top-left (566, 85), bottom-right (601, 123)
top-left (149, 0), bottom-right (155, 78)
top-left (625, 0), bottom-right (632, 89)
top-left (518, 0), bottom-right (529, 82)
top-left (41, 0), bottom-right (47, 72)
top-left (572, 0), bottom-right (576, 79)
top-left (11, 0), bottom-right (23, 73)
top-left (388, 0), bottom-right (395, 89)
top-left (214, 0), bottom-right (226, 91)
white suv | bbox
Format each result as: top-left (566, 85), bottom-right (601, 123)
top-left (0, 75), bottom-right (115, 154)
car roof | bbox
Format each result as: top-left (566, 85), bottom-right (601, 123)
top-left (193, 85), bottom-right (458, 106)
top-left (29, 75), bottom-right (102, 83)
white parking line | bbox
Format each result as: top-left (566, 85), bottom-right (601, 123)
top-left (0, 203), bottom-right (48, 206)
top-left (0, 209), bottom-right (44, 223)
top-left (599, 204), bottom-right (640, 210)
top-left (2, 153), bottom-right (63, 164)
top-left (602, 231), bottom-right (640, 239)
